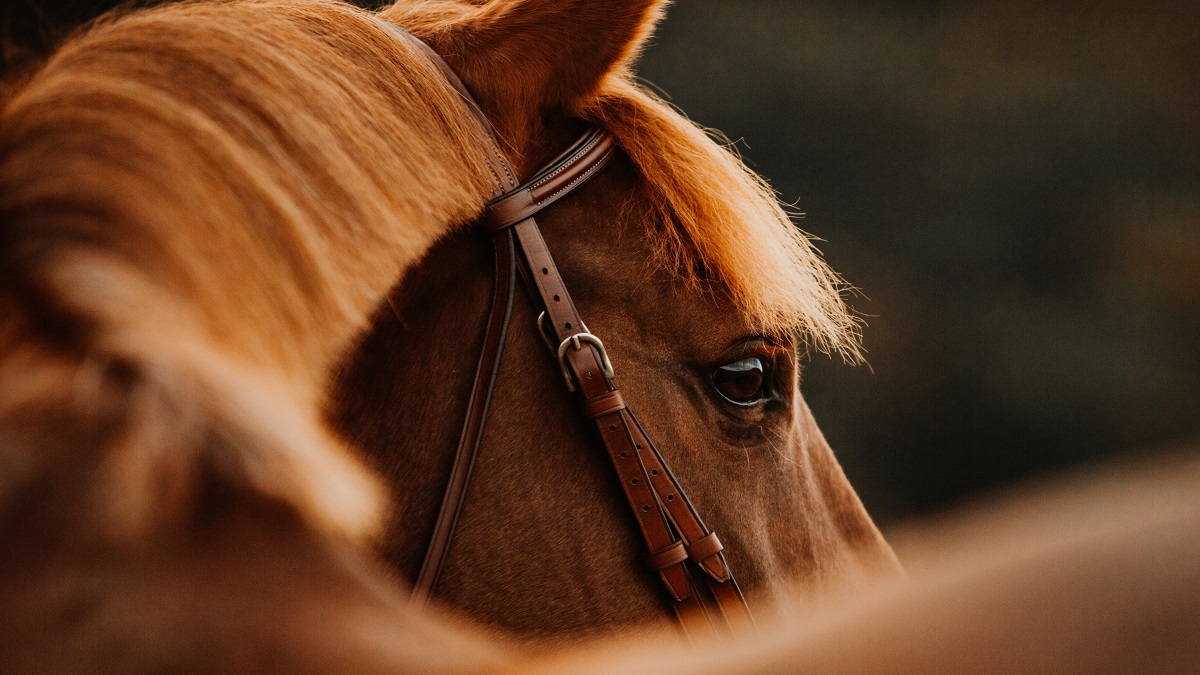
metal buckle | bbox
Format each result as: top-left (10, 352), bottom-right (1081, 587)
top-left (537, 312), bottom-right (614, 392)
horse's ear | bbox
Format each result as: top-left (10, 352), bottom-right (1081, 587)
top-left (390, 0), bottom-right (667, 155)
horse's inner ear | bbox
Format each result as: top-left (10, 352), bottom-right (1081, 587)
top-left (388, 0), bottom-right (666, 151)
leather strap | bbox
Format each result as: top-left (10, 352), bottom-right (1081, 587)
top-left (387, 21), bottom-right (754, 637)
top-left (629, 413), bottom-right (755, 629)
top-left (505, 194), bottom-right (755, 634)
top-left (385, 23), bottom-right (519, 192)
top-left (396, 23), bottom-right (522, 605)
top-left (508, 216), bottom-right (695, 602)
top-left (411, 229), bottom-right (516, 605)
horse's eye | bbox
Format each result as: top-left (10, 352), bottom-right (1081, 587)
top-left (711, 357), bottom-right (770, 406)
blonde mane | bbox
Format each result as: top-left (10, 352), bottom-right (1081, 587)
top-left (0, 0), bottom-right (499, 542)
top-left (582, 79), bottom-right (861, 356)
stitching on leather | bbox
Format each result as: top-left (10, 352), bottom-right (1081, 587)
top-left (486, 143), bottom-right (609, 226)
top-left (529, 134), bottom-right (602, 190)
top-left (529, 135), bottom-right (600, 189)
top-left (483, 162), bottom-right (503, 194)
top-left (488, 145), bottom-right (517, 188)
top-left (534, 148), bottom-right (613, 207)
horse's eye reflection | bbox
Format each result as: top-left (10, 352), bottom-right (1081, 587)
top-left (711, 357), bottom-right (770, 406)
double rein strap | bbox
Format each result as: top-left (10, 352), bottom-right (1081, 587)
top-left (393, 23), bottom-right (754, 639)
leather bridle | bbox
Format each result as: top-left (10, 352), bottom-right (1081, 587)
top-left (389, 25), bottom-right (755, 639)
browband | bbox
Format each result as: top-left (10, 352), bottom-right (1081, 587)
top-left (482, 127), bottom-right (616, 232)
top-left (386, 22), bottom-right (754, 640)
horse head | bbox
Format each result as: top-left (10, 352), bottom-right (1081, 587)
top-left (334, 0), bottom-right (901, 637)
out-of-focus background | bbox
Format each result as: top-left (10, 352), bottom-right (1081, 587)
top-left (638, 0), bottom-right (1199, 525)
top-left (4, 0), bottom-right (1197, 526)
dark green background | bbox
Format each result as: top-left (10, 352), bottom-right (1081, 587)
top-left (5, 1), bottom-right (1198, 525)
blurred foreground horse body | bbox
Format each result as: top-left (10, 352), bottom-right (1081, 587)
top-left (1, 0), bottom-right (1197, 672)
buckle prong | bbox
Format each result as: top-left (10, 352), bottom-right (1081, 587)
top-left (535, 311), bottom-right (556, 352)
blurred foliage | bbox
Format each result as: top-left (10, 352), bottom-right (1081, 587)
top-left (4, 0), bottom-right (1197, 524)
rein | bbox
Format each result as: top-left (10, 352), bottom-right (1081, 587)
top-left (388, 25), bottom-right (755, 639)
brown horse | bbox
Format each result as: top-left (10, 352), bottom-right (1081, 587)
top-left (4, 2), bottom-right (1199, 672)
top-left (0, 0), bottom-right (899, 660)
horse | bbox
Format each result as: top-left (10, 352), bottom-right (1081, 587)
top-left (0, 0), bottom-right (902, 664)
top-left (4, 1), bottom-right (1200, 672)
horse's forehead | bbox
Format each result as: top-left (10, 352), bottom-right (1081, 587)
top-left (535, 152), bottom-right (759, 359)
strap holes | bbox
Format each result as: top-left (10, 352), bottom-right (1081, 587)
top-left (565, 322), bottom-right (572, 330)
top-left (542, 267), bottom-right (549, 275)
top-left (620, 451), bottom-right (627, 458)
top-left (651, 469), bottom-right (658, 476)
top-left (667, 494), bottom-right (675, 501)
top-left (608, 424), bottom-right (616, 431)
top-left (642, 505), bottom-right (651, 512)
top-left (631, 478), bottom-right (639, 485)
top-left (635, 444), bottom-right (643, 450)
top-left (553, 294), bottom-right (560, 302)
